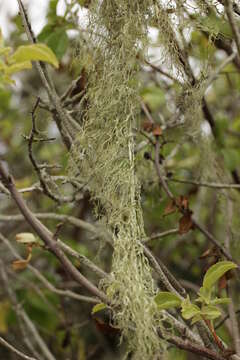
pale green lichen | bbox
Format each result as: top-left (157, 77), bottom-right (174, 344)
top-left (68, 1), bottom-right (220, 358)
top-left (69, 1), bottom-right (166, 358)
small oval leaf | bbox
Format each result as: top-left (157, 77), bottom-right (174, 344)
top-left (201, 305), bottom-right (221, 320)
top-left (203, 261), bottom-right (237, 290)
top-left (10, 44), bottom-right (59, 68)
top-left (91, 303), bottom-right (107, 315)
top-left (154, 292), bottom-right (181, 310)
top-left (211, 298), bottom-right (230, 305)
top-left (181, 303), bottom-right (201, 320)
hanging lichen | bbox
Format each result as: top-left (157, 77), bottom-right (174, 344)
top-left (68, 0), bottom-right (222, 358)
top-left (69, 1), bottom-right (168, 358)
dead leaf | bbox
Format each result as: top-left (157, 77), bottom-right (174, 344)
top-left (164, 200), bottom-right (177, 216)
top-left (12, 259), bottom-right (29, 271)
top-left (142, 120), bottom-right (154, 132)
top-left (94, 317), bottom-right (121, 337)
top-left (16, 232), bottom-right (36, 245)
top-left (179, 213), bottom-right (193, 234)
top-left (153, 125), bottom-right (162, 136)
top-left (176, 196), bottom-right (189, 210)
top-left (12, 245), bottom-right (32, 271)
top-left (218, 274), bottom-right (227, 291)
top-left (199, 247), bottom-right (219, 260)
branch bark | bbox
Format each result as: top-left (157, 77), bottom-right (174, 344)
top-left (0, 162), bottom-right (108, 303)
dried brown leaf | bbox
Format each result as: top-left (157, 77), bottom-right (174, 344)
top-left (179, 213), bottom-right (193, 234)
top-left (153, 125), bottom-right (162, 136)
top-left (164, 200), bottom-right (177, 216)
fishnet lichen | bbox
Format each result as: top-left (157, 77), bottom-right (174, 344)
top-left (69, 1), bottom-right (167, 358)
top-left (68, 1), bottom-right (224, 358)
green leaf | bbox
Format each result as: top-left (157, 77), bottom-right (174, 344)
top-left (181, 297), bottom-right (201, 320)
top-left (0, 47), bottom-right (11, 56)
top-left (9, 44), bottom-right (59, 68)
top-left (196, 287), bottom-right (212, 305)
top-left (40, 28), bottom-right (69, 60)
top-left (154, 292), bottom-right (181, 310)
top-left (203, 261), bottom-right (237, 290)
top-left (201, 305), bottom-right (221, 320)
top-left (37, 25), bottom-right (54, 43)
top-left (181, 303), bottom-right (201, 320)
top-left (210, 298), bottom-right (230, 306)
top-left (191, 314), bottom-right (202, 325)
top-left (91, 303), bottom-right (107, 315)
top-left (4, 61), bottom-right (32, 75)
top-left (222, 148), bottom-right (240, 171)
top-left (141, 86), bottom-right (165, 111)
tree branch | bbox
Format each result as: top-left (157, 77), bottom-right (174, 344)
top-left (0, 161), bottom-right (108, 303)
top-left (0, 336), bottom-right (37, 360)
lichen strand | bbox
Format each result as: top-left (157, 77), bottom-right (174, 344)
top-left (69, 0), bottom-right (218, 357)
top-left (69, 1), bottom-right (167, 358)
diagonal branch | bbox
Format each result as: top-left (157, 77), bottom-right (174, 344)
top-left (16, 0), bottom-right (81, 150)
top-left (0, 336), bottom-right (37, 360)
top-left (154, 138), bottom-right (240, 270)
top-left (0, 161), bottom-right (108, 303)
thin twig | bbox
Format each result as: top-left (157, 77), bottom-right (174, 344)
top-left (0, 262), bottom-right (56, 360)
top-left (0, 336), bottom-right (37, 360)
top-left (143, 228), bottom-right (178, 242)
top-left (164, 333), bottom-right (227, 360)
top-left (28, 99), bottom-right (73, 204)
top-left (225, 0), bottom-right (240, 58)
top-left (154, 138), bottom-right (240, 269)
top-left (225, 199), bottom-right (240, 355)
top-left (167, 177), bottom-right (240, 189)
top-left (0, 161), bottom-right (108, 303)
top-left (142, 244), bottom-right (185, 297)
top-left (144, 59), bottom-right (180, 83)
top-left (0, 232), bottom-right (100, 304)
top-left (16, 0), bottom-right (80, 149)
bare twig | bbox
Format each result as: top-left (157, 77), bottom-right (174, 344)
top-left (27, 99), bottom-right (74, 204)
top-left (0, 181), bottom-right (9, 195)
top-left (16, 0), bottom-right (81, 149)
top-left (164, 333), bottom-right (227, 360)
top-left (154, 138), bottom-right (240, 269)
top-left (144, 59), bottom-right (180, 83)
top-left (225, 200), bottom-right (240, 355)
top-left (166, 177), bottom-right (240, 189)
top-left (142, 244), bottom-right (185, 297)
top-left (0, 161), bottom-right (108, 303)
top-left (0, 232), bottom-right (100, 304)
top-left (225, 0), bottom-right (240, 58)
top-left (0, 262), bottom-right (56, 360)
top-left (143, 228), bottom-right (178, 242)
top-left (0, 336), bottom-right (37, 360)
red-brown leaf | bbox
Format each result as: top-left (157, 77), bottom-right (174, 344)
top-left (164, 200), bottom-right (177, 216)
top-left (142, 120), bottom-right (154, 132)
top-left (179, 213), bottom-right (193, 234)
top-left (153, 125), bottom-right (162, 136)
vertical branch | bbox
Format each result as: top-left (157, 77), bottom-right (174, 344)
top-left (225, 0), bottom-right (240, 58)
top-left (225, 200), bottom-right (240, 355)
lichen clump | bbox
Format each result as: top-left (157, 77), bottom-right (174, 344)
top-left (69, 1), bottom-right (169, 358)
top-left (69, 0), bottom-right (219, 357)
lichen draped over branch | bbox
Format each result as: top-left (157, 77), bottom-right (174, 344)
top-left (69, 1), bottom-right (171, 358)
top-left (68, 0), bottom-right (218, 357)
